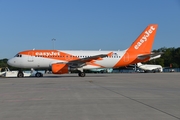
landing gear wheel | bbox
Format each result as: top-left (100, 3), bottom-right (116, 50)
top-left (78, 72), bottom-right (86, 77)
top-left (17, 72), bottom-right (24, 78)
top-left (35, 72), bottom-right (43, 77)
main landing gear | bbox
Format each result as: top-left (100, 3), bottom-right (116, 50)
top-left (77, 68), bottom-right (86, 77)
top-left (78, 71), bottom-right (86, 77)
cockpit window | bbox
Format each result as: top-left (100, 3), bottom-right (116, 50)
top-left (14, 54), bottom-right (22, 57)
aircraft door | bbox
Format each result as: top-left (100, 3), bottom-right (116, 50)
top-left (123, 52), bottom-right (129, 62)
top-left (28, 52), bottom-right (34, 62)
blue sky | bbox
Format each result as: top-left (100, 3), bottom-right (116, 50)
top-left (0, 0), bottom-right (180, 59)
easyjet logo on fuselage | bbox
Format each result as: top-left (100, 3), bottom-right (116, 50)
top-left (134, 26), bottom-right (156, 50)
top-left (35, 52), bottom-right (60, 57)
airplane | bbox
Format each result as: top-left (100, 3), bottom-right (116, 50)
top-left (137, 62), bottom-right (163, 73)
top-left (8, 24), bottom-right (159, 77)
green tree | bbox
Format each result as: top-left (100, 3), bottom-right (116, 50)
top-left (173, 47), bottom-right (180, 67)
top-left (144, 47), bottom-right (180, 68)
top-left (0, 59), bottom-right (8, 68)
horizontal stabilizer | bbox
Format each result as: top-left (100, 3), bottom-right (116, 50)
top-left (138, 52), bottom-right (163, 60)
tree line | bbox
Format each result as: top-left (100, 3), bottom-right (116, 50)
top-left (147, 47), bottom-right (180, 68)
top-left (0, 47), bottom-right (180, 70)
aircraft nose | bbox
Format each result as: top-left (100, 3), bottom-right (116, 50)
top-left (7, 58), bottom-right (15, 66)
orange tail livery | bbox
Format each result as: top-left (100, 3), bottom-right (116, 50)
top-left (8, 24), bottom-right (159, 77)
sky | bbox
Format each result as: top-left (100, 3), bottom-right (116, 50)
top-left (0, 0), bottom-right (180, 59)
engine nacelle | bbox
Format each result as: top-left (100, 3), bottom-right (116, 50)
top-left (52, 63), bottom-right (69, 74)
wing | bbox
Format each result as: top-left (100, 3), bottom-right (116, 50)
top-left (56, 52), bottom-right (113, 68)
top-left (70, 52), bottom-right (112, 63)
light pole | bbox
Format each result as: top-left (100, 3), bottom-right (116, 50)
top-left (52, 38), bottom-right (56, 50)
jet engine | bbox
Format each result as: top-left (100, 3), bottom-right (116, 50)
top-left (51, 63), bottom-right (69, 74)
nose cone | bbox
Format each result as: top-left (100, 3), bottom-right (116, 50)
top-left (7, 58), bottom-right (15, 67)
top-left (7, 57), bottom-right (24, 68)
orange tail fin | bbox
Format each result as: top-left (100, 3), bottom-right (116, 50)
top-left (127, 24), bottom-right (158, 54)
top-left (113, 24), bottom-right (158, 68)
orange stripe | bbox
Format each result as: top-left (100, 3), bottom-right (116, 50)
top-left (19, 50), bottom-right (79, 61)
top-left (19, 50), bottom-right (105, 68)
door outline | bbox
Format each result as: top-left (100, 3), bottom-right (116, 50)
top-left (123, 52), bottom-right (129, 62)
top-left (28, 52), bottom-right (34, 62)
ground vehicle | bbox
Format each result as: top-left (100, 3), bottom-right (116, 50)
top-left (89, 68), bottom-right (113, 73)
top-left (0, 67), bottom-right (43, 77)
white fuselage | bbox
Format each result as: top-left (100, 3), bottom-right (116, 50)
top-left (8, 50), bottom-right (127, 69)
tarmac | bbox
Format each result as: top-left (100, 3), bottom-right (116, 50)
top-left (0, 73), bottom-right (180, 120)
